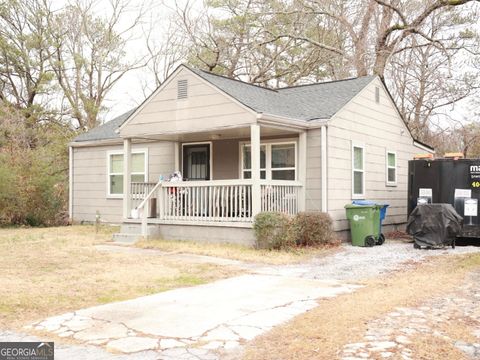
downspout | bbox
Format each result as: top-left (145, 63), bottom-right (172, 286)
top-left (68, 145), bottom-right (73, 222)
top-left (321, 125), bottom-right (328, 212)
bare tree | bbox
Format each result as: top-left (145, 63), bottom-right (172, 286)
top-left (142, 12), bottom-right (189, 94)
top-left (170, 0), bottom-right (340, 86)
top-left (47, 0), bottom-right (148, 130)
top-left (0, 0), bottom-right (53, 118)
top-left (289, 0), bottom-right (480, 78)
top-left (388, 25), bottom-right (480, 139)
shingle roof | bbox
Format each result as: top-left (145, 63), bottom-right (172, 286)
top-left (73, 109), bottom-right (136, 142)
top-left (73, 66), bottom-right (375, 142)
top-left (189, 67), bottom-right (375, 120)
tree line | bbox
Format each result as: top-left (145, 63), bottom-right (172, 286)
top-left (0, 0), bottom-right (479, 225)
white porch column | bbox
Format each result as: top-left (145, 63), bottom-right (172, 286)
top-left (298, 131), bottom-right (307, 212)
top-left (123, 138), bottom-right (132, 219)
top-left (251, 124), bottom-right (261, 217)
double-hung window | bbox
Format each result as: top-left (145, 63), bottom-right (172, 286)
top-left (107, 150), bottom-right (147, 197)
top-left (386, 151), bottom-right (397, 186)
top-left (271, 144), bottom-right (296, 180)
top-left (352, 144), bottom-right (365, 198)
top-left (242, 144), bottom-right (266, 179)
top-left (241, 141), bottom-right (296, 181)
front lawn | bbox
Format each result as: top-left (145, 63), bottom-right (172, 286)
top-left (136, 238), bottom-right (339, 265)
top-left (0, 225), bottom-right (239, 329)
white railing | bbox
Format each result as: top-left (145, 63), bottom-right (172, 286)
top-left (134, 180), bottom-right (303, 237)
top-left (261, 182), bottom-right (302, 215)
top-left (131, 182), bottom-right (156, 210)
top-left (160, 180), bottom-right (253, 222)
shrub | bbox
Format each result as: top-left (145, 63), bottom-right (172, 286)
top-left (289, 212), bottom-right (337, 247)
top-left (253, 212), bottom-right (294, 250)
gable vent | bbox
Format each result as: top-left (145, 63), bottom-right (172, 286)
top-left (375, 86), bottom-right (380, 103)
top-left (177, 79), bottom-right (188, 99)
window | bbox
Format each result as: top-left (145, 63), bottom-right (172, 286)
top-left (271, 144), bottom-right (296, 180)
top-left (241, 141), bottom-right (296, 181)
top-left (242, 144), bottom-right (266, 179)
top-left (177, 79), bottom-right (188, 99)
top-left (352, 144), bottom-right (365, 198)
top-left (386, 151), bottom-right (397, 186)
top-left (107, 150), bottom-right (147, 197)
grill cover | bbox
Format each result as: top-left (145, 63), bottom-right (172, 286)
top-left (406, 204), bottom-right (463, 247)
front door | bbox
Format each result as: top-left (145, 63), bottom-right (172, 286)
top-left (182, 144), bottom-right (211, 180)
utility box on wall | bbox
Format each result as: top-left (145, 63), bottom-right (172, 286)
top-left (408, 158), bottom-right (480, 238)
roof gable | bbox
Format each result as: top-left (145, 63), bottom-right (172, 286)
top-left (118, 66), bottom-right (257, 138)
top-left (73, 65), bottom-right (378, 143)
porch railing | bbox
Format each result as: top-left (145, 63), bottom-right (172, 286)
top-left (130, 182), bottom-right (157, 210)
top-left (160, 180), bottom-right (253, 222)
top-left (134, 180), bottom-right (303, 236)
top-left (261, 183), bottom-right (301, 215)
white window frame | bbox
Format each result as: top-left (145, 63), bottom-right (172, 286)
top-left (386, 150), bottom-right (397, 186)
top-left (239, 143), bottom-right (267, 180)
top-left (106, 149), bottom-right (148, 198)
top-left (239, 139), bottom-right (297, 181)
top-left (352, 143), bottom-right (365, 199)
top-left (181, 141), bottom-right (213, 180)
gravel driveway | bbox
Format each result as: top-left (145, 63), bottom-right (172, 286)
top-left (254, 241), bottom-right (480, 281)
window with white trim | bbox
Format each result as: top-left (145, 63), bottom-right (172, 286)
top-left (108, 151), bottom-right (147, 196)
top-left (386, 151), bottom-right (397, 185)
top-left (241, 141), bottom-right (296, 181)
top-left (352, 145), bottom-right (365, 197)
top-left (242, 144), bottom-right (266, 179)
top-left (271, 143), bottom-right (296, 180)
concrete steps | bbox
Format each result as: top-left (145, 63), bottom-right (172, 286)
top-left (112, 223), bottom-right (161, 244)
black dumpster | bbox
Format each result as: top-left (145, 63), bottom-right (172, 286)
top-left (406, 204), bottom-right (462, 249)
top-left (408, 158), bottom-right (480, 238)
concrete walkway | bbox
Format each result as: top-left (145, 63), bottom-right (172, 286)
top-left (31, 274), bottom-right (359, 359)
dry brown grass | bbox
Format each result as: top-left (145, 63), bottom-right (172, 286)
top-left (136, 238), bottom-right (339, 265)
top-left (243, 253), bottom-right (480, 360)
top-left (0, 225), bottom-right (239, 330)
top-left (410, 336), bottom-right (468, 360)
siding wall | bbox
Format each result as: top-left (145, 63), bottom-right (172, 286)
top-left (72, 141), bottom-right (175, 223)
top-left (212, 139), bottom-right (240, 179)
top-left (120, 68), bottom-right (256, 137)
top-left (305, 128), bottom-right (322, 211)
top-left (327, 78), bottom-right (422, 231)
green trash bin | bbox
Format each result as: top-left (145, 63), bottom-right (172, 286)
top-left (344, 204), bottom-right (382, 247)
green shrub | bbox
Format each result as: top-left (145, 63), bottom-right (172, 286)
top-left (253, 212), bottom-right (294, 250)
top-left (289, 212), bottom-right (337, 247)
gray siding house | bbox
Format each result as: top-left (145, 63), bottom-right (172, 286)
top-left (69, 65), bottom-right (433, 244)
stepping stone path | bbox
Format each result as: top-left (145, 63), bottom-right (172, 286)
top-left (340, 270), bottom-right (480, 360)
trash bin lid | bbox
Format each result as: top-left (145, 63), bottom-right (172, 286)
top-left (352, 200), bottom-right (376, 206)
top-left (353, 200), bottom-right (389, 208)
top-left (345, 204), bottom-right (376, 209)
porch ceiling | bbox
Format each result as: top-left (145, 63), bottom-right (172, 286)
top-left (128, 124), bottom-right (302, 142)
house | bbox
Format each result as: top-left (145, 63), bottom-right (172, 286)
top-left (69, 64), bottom-right (434, 244)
